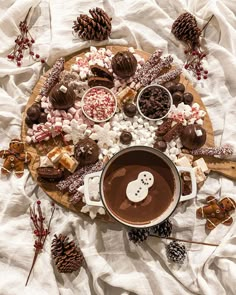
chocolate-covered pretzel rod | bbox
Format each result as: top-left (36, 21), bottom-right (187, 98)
top-left (152, 68), bottom-right (182, 85)
top-left (133, 49), bottom-right (163, 83)
top-left (190, 144), bottom-right (234, 157)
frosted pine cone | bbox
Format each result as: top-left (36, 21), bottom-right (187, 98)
top-left (73, 7), bottom-right (112, 41)
top-left (166, 241), bottom-right (187, 263)
top-left (171, 12), bottom-right (201, 47)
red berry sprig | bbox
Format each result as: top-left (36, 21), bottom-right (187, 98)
top-left (184, 48), bottom-right (208, 80)
top-left (25, 200), bottom-right (55, 286)
top-left (7, 8), bottom-right (45, 67)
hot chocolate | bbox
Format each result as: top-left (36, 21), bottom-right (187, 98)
top-left (103, 150), bottom-right (175, 225)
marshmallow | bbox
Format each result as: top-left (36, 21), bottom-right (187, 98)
top-left (193, 158), bottom-right (209, 173)
top-left (39, 156), bottom-right (54, 168)
top-left (193, 166), bottom-right (206, 183)
top-left (175, 156), bottom-right (192, 167)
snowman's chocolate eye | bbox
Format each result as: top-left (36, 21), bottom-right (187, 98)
top-left (149, 178), bottom-right (151, 180)
top-left (144, 174), bottom-right (146, 177)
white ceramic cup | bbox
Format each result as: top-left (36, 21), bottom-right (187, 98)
top-left (84, 146), bottom-right (196, 228)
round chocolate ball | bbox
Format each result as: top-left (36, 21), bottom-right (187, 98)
top-left (26, 103), bottom-right (41, 121)
top-left (38, 112), bottom-right (48, 124)
top-left (49, 83), bottom-right (75, 110)
top-left (180, 124), bottom-right (206, 150)
top-left (25, 116), bottom-right (34, 128)
top-left (154, 140), bottom-right (167, 152)
top-left (111, 51), bottom-right (137, 78)
top-left (123, 103), bottom-right (137, 117)
top-left (175, 83), bottom-right (185, 93)
top-left (74, 138), bottom-right (99, 166)
top-left (183, 92), bottom-right (194, 105)
top-left (164, 81), bottom-right (176, 94)
top-left (120, 131), bottom-right (132, 145)
top-left (172, 91), bottom-right (183, 106)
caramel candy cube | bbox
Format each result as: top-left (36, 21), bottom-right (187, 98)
top-left (59, 153), bottom-right (78, 173)
top-left (47, 147), bottom-right (63, 163)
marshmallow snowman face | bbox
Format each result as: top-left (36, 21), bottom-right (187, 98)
top-left (126, 171), bottom-right (154, 203)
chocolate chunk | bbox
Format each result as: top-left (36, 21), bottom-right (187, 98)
top-left (172, 91), bottom-right (183, 106)
top-left (123, 103), bottom-right (137, 117)
top-left (26, 103), bottom-right (41, 121)
top-left (37, 167), bottom-right (64, 182)
top-left (90, 64), bottom-right (114, 81)
top-left (88, 76), bottom-right (114, 89)
top-left (138, 86), bottom-right (171, 119)
top-left (175, 83), bottom-right (185, 93)
top-left (163, 123), bottom-right (183, 142)
top-left (154, 140), bottom-right (167, 152)
top-left (156, 118), bottom-right (173, 136)
top-left (120, 131), bottom-right (132, 145)
top-left (183, 92), bottom-right (194, 105)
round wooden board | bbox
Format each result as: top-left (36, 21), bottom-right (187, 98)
top-left (21, 46), bottom-right (215, 220)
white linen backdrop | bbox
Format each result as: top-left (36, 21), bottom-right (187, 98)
top-left (0, 0), bottom-right (236, 294)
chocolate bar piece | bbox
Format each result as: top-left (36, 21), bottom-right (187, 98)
top-left (156, 118), bottom-right (173, 136)
top-left (88, 77), bottom-right (114, 89)
top-left (162, 122), bottom-right (183, 142)
top-left (90, 64), bottom-right (114, 81)
top-left (37, 167), bottom-right (64, 182)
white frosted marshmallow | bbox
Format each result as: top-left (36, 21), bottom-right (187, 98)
top-left (193, 158), bottom-right (209, 173)
top-left (175, 156), bottom-right (192, 167)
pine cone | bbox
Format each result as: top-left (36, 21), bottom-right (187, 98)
top-left (166, 241), bottom-right (187, 263)
top-left (73, 7), bottom-right (112, 41)
top-left (151, 219), bottom-right (172, 237)
top-left (128, 228), bottom-right (151, 244)
top-left (51, 234), bottom-right (84, 273)
top-left (171, 12), bottom-right (201, 47)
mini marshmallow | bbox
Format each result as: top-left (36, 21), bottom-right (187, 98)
top-left (27, 128), bottom-right (34, 136)
top-left (195, 129), bottom-right (203, 137)
top-left (193, 158), bottom-right (209, 173)
top-left (59, 85), bottom-right (67, 93)
top-left (133, 122), bottom-right (138, 129)
top-left (55, 117), bottom-right (62, 122)
top-left (26, 136), bottom-right (32, 143)
top-left (196, 118), bottom-right (203, 125)
top-left (71, 64), bottom-right (80, 72)
top-left (68, 107), bottom-right (77, 115)
top-left (175, 156), bottom-right (192, 167)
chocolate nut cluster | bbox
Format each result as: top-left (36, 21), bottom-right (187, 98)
top-left (138, 86), bottom-right (171, 119)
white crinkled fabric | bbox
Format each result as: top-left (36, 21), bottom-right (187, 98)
top-left (0, 1), bottom-right (236, 295)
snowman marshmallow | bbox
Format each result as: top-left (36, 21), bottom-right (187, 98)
top-left (126, 171), bottom-right (154, 203)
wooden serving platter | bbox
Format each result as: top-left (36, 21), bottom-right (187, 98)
top-left (21, 46), bottom-right (235, 219)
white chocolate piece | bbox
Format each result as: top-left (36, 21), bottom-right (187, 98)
top-left (39, 156), bottom-right (54, 168)
top-left (175, 156), bottom-right (192, 167)
top-left (193, 166), bottom-right (206, 183)
top-left (126, 171), bottom-right (154, 203)
top-left (47, 147), bottom-right (63, 163)
top-left (193, 158), bottom-right (209, 173)
top-left (59, 154), bottom-right (78, 173)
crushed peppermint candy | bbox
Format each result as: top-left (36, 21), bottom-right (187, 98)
top-left (82, 87), bottom-right (117, 122)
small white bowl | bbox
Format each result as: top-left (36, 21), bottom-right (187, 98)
top-left (81, 86), bottom-right (117, 123)
top-left (136, 84), bottom-right (173, 121)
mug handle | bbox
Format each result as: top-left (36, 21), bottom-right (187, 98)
top-left (83, 171), bottom-right (104, 207)
top-left (177, 166), bottom-right (197, 202)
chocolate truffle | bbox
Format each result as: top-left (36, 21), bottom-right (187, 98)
top-left (49, 83), bottom-right (75, 110)
top-left (175, 83), bottom-right (185, 93)
top-left (26, 103), bottom-right (41, 121)
top-left (123, 103), bottom-right (137, 117)
top-left (172, 91), bottom-right (183, 106)
top-left (25, 116), bottom-right (34, 128)
top-left (164, 81), bottom-right (176, 94)
top-left (38, 112), bottom-right (48, 124)
top-left (112, 51), bottom-right (137, 78)
top-left (154, 140), bottom-right (167, 152)
top-left (120, 131), bottom-right (132, 145)
top-left (74, 138), bottom-right (99, 166)
top-left (180, 124), bottom-right (206, 150)
top-left (183, 92), bottom-right (194, 105)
